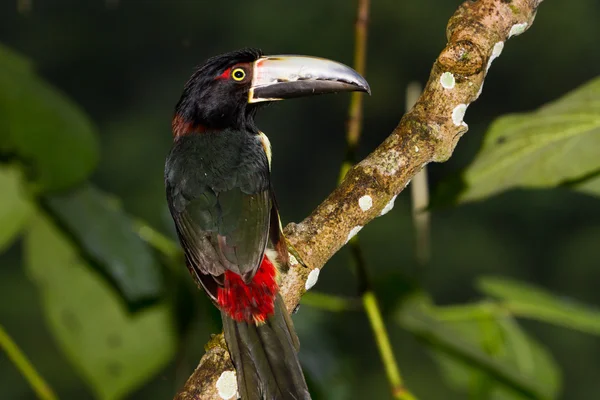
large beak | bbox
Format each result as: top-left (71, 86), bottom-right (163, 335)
top-left (248, 55), bottom-right (371, 103)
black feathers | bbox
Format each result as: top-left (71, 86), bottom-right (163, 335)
top-left (186, 48), bottom-right (263, 86)
top-left (166, 130), bottom-right (271, 297)
top-left (166, 49), bottom-right (311, 399)
top-left (174, 48), bottom-right (263, 131)
top-left (222, 295), bottom-right (310, 400)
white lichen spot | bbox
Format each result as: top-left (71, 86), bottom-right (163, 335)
top-left (509, 23), bottom-right (528, 38)
top-left (452, 104), bottom-right (468, 126)
top-left (486, 41), bottom-right (504, 73)
top-left (492, 41), bottom-right (504, 57)
top-left (476, 83), bottom-right (484, 99)
top-left (380, 195), bottom-right (397, 216)
top-left (305, 268), bottom-right (320, 290)
top-left (414, 145), bottom-right (419, 153)
top-left (358, 195), bottom-right (373, 211)
top-left (346, 226), bottom-right (363, 243)
top-left (288, 254), bottom-right (298, 266)
top-left (440, 72), bottom-right (455, 89)
top-left (216, 371), bottom-right (238, 400)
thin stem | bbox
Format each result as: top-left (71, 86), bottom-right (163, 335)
top-left (339, 0), bottom-right (370, 182)
top-left (339, 1), bottom-right (417, 399)
top-left (0, 324), bottom-right (58, 400)
top-left (407, 82), bottom-right (431, 268)
top-left (363, 293), bottom-right (417, 400)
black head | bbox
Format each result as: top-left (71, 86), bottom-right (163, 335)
top-left (173, 48), bottom-right (370, 136)
top-left (175, 48), bottom-right (263, 133)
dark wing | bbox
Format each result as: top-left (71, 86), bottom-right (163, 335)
top-left (269, 187), bottom-right (289, 270)
top-left (166, 131), bottom-right (271, 301)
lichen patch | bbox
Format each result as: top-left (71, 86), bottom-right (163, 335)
top-left (216, 371), bottom-right (238, 399)
top-left (288, 254), bottom-right (298, 266)
top-left (305, 268), bottom-right (320, 290)
top-left (440, 72), bottom-right (456, 89)
top-left (380, 195), bottom-right (397, 216)
top-left (358, 195), bottom-right (373, 211)
top-left (509, 23), bottom-right (528, 38)
top-left (486, 41), bottom-right (504, 73)
top-left (452, 104), bottom-right (468, 126)
top-left (346, 226), bottom-right (363, 243)
top-left (475, 83), bottom-right (484, 99)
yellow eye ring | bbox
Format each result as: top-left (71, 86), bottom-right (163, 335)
top-left (232, 68), bottom-right (246, 81)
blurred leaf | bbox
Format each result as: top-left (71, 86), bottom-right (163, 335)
top-left (498, 317), bottom-right (559, 393)
top-left (397, 297), bottom-right (557, 399)
top-left (432, 315), bottom-right (559, 400)
top-left (0, 44), bottom-right (99, 191)
top-left (478, 277), bottom-right (600, 335)
top-left (25, 213), bottom-right (175, 400)
top-left (456, 76), bottom-right (600, 203)
top-left (0, 165), bottom-right (33, 251)
top-left (45, 185), bottom-right (163, 304)
top-left (574, 172), bottom-right (600, 198)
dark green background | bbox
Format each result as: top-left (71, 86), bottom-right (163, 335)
top-left (1, 0), bottom-right (599, 399)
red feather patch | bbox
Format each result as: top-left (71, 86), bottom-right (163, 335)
top-left (172, 114), bottom-right (206, 138)
top-left (217, 255), bottom-right (278, 324)
top-left (216, 67), bottom-right (231, 80)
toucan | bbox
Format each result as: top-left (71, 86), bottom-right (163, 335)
top-left (165, 48), bottom-right (369, 400)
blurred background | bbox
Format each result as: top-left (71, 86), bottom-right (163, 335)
top-left (1, 0), bottom-right (600, 399)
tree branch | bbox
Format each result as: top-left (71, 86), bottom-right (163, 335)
top-left (174, 1), bottom-right (544, 398)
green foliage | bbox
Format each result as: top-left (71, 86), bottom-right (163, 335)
top-left (0, 45), bottom-right (173, 399)
top-left (0, 166), bottom-right (33, 251)
top-left (0, 6), bottom-right (599, 398)
top-left (575, 172), bottom-right (600, 197)
top-left (46, 186), bottom-right (163, 304)
top-left (478, 277), bottom-right (600, 336)
top-left (0, 44), bottom-right (99, 192)
top-left (398, 296), bottom-right (559, 399)
top-left (397, 274), bottom-right (600, 399)
top-left (25, 214), bottom-right (175, 400)
top-left (455, 76), bottom-right (600, 203)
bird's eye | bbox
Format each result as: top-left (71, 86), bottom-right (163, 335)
top-left (232, 68), bottom-right (246, 81)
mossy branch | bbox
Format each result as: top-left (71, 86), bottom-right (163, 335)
top-left (174, 0), bottom-right (545, 398)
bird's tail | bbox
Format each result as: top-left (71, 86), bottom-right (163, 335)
top-left (222, 294), bottom-right (311, 400)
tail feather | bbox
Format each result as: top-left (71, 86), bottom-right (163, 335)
top-left (222, 295), bottom-right (311, 400)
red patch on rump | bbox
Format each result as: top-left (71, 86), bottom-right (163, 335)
top-left (217, 255), bottom-right (278, 324)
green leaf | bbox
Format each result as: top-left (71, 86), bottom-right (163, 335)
top-left (45, 185), bottom-right (163, 304)
top-left (0, 43), bottom-right (99, 191)
top-left (433, 317), bottom-right (559, 400)
top-left (574, 172), bottom-right (600, 198)
top-left (457, 76), bottom-right (600, 203)
top-left (0, 165), bottom-right (34, 251)
top-left (397, 297), bottom-right (558, 399)
top-left (478, 277), bottom-right (600, 335)
top-left (25, 213), bottom-right (175, 400)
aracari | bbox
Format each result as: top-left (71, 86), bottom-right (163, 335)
top-left (165, 48), bottom-right (369, 400)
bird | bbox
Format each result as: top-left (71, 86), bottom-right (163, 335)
top-left (165, 48), bottom-right (369, 400)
